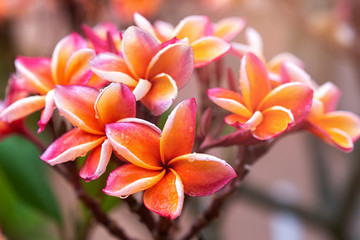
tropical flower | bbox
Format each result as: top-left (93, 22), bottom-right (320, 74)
top-left (0, 33), bottom-right (96, 132)
top-left (207, 53), bottom-right (313, 140)
top-left (305, 82), bottom-right (360, 152)
top-left (103, 99), bottom-right (236, 219)
top-left (41, 83), bottom-right (136, 181)
top-left (231, 27), bottom-right (303, 86)
top-left (134, 13), bottom-right (245, 67)
top-left (89, 26), bottom-right (194, 116)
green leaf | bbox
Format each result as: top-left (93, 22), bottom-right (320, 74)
top-left (0, 135), bottom-right (62, 223)
top-left (0, 165), bottom-right (59, 240)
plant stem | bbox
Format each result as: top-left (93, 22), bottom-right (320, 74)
top-left (156, 216), bottom-right (172, 240)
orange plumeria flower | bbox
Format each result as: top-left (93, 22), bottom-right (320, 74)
top-left (208, 53), bottom-right (313, 140)
top-left (0, 33), bottom-right (96, 132)
top-left (41, 83), bottom-right (136, 181)
top-left (104, 99), bottom-right (236, 219)
top-left (305, 82), bottom-right (360, 152)
top-left (134, 13), bottom-right (245, 67)
top-left (231, 27), bottom-right (304, 87)
top-left (89, 26), bottom-right (194, 116)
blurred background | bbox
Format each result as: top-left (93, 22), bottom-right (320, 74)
top-left (0, 0), bottom-right (359, 239)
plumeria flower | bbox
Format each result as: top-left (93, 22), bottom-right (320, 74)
top-left (103, 99), bottom-right (236, 219)
top-left (207, 53), bottom-right (313, 140)
top-left (82, 22), bottom-right (122, 54)
top-left (305, 82), bottom-right (360, 152)
top-left (231, 27), bottom-right (303, 86)
top-left (0, 33), bottom-right (96, 132)
top-left (90, 26), bottom-right (194, 116)
top-left (41, 83), bottom-right (136, 181)
top-left (134, 13), bottom-right (245, 67)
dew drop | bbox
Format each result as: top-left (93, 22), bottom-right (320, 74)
top-left (189, 152), bottom-right (196, 162)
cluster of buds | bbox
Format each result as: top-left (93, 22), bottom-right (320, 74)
top-left (0, 13), bottom-right (359, 221)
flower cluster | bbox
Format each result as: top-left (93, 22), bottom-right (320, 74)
top-left (0, 13), bottom-right (359, 221)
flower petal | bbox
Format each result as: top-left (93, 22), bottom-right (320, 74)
top-left (207, 88), bottom-right (252, 118)
top-left (240, 53), bottom-right (271, 111)
top-left (0, 96), bottom-right (46, 123)
top-left (54, 85), bottom-right (103, 134)
top-left (41, 128), bottom-right (106, 165)
top-left (314, 82), bottom-right (341, 113)
top-left (79, 139), bottom-right (113, 181)
top-left (169, 153), bottom-right (236, 196)
top-left (214, 17), bottom-right (246, 42)
top-left (143, 169), bottom-right (184, 219)
top-left (280, 61), bottom-right (317, 89)
top-left (224, 113), bottom-right (250, 127)
top-left (37, 90), bottom-right (55, 133)
top-left (141, 73), bottom-right (178, 116)
top-left (89, 52), bottom-right (137, 86)
top-left (104, 164), bottom-right (165, 197)
top-left (258, 82), bottom-right (313, 123)
top-left (192, 36), bottom-right (230, 68)
top-left (122, 26), bottom-right (161, 78)
top-left (147, 43), bottom-right (194, 89)
top-left (15, 57), bottom-right (53, 95)
top-left (252, 106), bottom-right (294, 140)
top-left (105, 120), bottom-right (162, 170)
top-left (268, 53), bottom-right (304, 75)
top-left (134, 12), bottom-right (159, 39)
top-left (173, 15), bottom-right (212, 43)
top-left (133, 79), bottom-right (152, 101)
top-left (95, 83), bottom-right (136, 127)
top-left (51, 33), bottom-right (88, 85)
top-left (160, 99), bottom-right (196, 164)
top-left (154, 20), bottom-right (174, 41)
top-left (64, 48), bottom-right (96, 85)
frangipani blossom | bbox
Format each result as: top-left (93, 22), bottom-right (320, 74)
top-left (90, 26), bottom-right (194, 116)
top-left (0, 33), bottom-right (96, 132)
top-left (305, 82), bottom-right (360, 152)
top-left (135, 13), bottom-right (245, 67)
top-left (41, 83), bottom-right (136, 181)
top-left (231, 27), bottom-right (303, 86)
top-left (104, 99), bottom-right (236, 219)
top-left (208, 53), bottom-right (313, 140)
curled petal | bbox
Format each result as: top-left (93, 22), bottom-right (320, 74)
top-left (169, 153), bottom-right (236, 196)
top-left (64, 48), bottom-right (96, 85)
top-left (105, 120), bottom-right (162, 170)
top-left (314, 82), bottom-right (341, 113)
top-left (0, 96), bottom-right (46, 123)
top-left (214, 17), bottom-right (246, 42)
top-left (141, 73), bottom-right (178, 116)
top-left (147, 43), bottom-right (194, 89)
top-left (89, 53), bottom-right (137, 87)
top-left (192, 36), bottom-right (230, 68)
top-left (79, 139), bottom-right (113, 181)
top-left (173, 15), bottom-right (212, 43)
top-left (224, 113), bottom-right (250, 127)
top-left (160, 98), bottom-right (196, 164)
top-left (133, 79), bottom-right (152, 101)
top-left (15, 57), bottom-right (53, 95)
top-left (54, 85), bottom-right (103, 134)
top-left (144, 169), bottom-right (184, 219)
top-left (280, 61), bottom-right (317, 89)
top-left (240, 53), bottom-right (271, 111)
top-left (122, 26), bottom-right (161, 78)
top-left (51, 33), bottom-right (88, 85)
top-left (258, 82), bottom-right (313, 123)
top-left (207, 88), bottom-right (252, 118)
top-left (134, 13), bottom-right (159, 39)
top-left (104, 164), bottom-right (165, 197)
top-left (95, 83), bottom-right (136, 126)
top-left (37, 90), bottom-right (55, 133)
top-left (41, 128), bottom-right (106, 165)
top-left (252, 106), bottom-right (294, 140)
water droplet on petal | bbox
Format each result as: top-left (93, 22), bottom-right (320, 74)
top-left (188, 152), bottom-right (196, 162)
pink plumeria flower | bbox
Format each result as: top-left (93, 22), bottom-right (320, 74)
top-left (90, 26), bottom-right (194, 116)
top-left (135, 13), bottom-right (245, 68)
top-left (208, 53), bottom-right (313, 140)
top-left (0, 33), bottom-right (96, 132)
top-left (306, 82), bottom-right (360, 152)
top-left (231, 27), bottom-right (304, 86)
top-left (104, 99), bottom-right (236, 219)
top-left (41, 83), bottom-right (136, 181)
